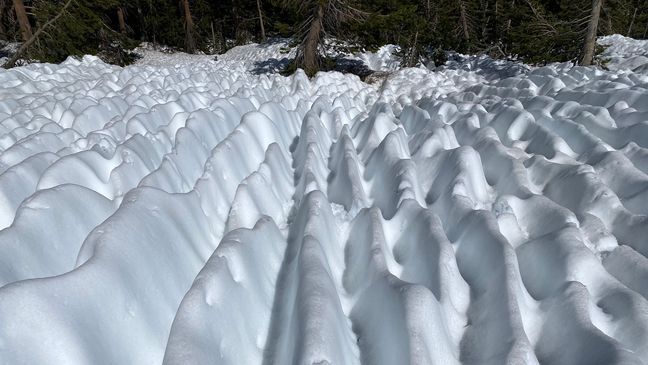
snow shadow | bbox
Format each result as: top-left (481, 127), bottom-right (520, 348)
top-left (251, 57), bottom-right (292, 74)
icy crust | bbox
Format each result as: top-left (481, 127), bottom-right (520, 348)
top-left (1, 40), bottom-right (648, 364)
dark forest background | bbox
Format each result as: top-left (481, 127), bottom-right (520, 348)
top-left (1, 0), bottom-right (646, 67)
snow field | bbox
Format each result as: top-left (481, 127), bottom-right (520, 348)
top-left (0, 37), bottom-right (647, 364)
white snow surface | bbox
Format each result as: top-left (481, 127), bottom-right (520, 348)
top-left (599, 34), bottom-right (648, 73)
top-left (135, 39), bottom-right (401, 73)
top-left (1, 36), bottom-right (648, 364)
top-left (354, 44), bottom-right (402, 71)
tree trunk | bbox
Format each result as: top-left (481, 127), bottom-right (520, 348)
top-left (627, 7), bottom-right (637, 36)
top-left (481, 1), bottom-right (489, 38)
top-left (136, 0), bottom-right (146, 41)
top-left (117, 7), bottom-right (127, 34)
top-left (13, 0), bottom-right (32, 41)
top-left (0, 0), bottom-right (6, 37)
top-left (406, 30), bottom-right (419, 67)
top-left (300, 4), bottom-right (324, 76)
top-left (506, 0), bottom-right (515, 37)
top-left (5, 0), bottom-right (73, 68)
top-left (494, 0), bottom-right (498, 37)
top-left (256, 0), bottom-right (266, 41)
top-left (458, 0), bottom-right (471, 41)
top-left (581, 0), bottom-right (603, 66)
top-left (432, 2), bottom-right (439, 30)
top-left (182, 0), bottom-right (195, 53)
top-left (211, 21), bottom-right (217, 52)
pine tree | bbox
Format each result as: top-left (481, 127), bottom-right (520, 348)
top-left (13, 0), bottom-right (32, 41)
top-left (0, 0), bottom-right (643, 68)
top-left (0, 1), bottom-right (5, 38)
top-left (182, 0), bottom-right (196, 53)
top-left (5, 0), bottom-right (74, 68)
top-left (582, 0), bottom-right (603, 65)
top-left (281, 0), bottom-right (366, 76)
top-left (257, 0), bottom-right (266, 41)
top-left (117, 6), bottom-right (127, 34)
top-left (457, 0), bottom-right (473, 42)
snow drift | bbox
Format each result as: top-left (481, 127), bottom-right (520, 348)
top-left (0, 36), bottom-right (648, 364)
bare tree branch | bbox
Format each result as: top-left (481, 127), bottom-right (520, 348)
top-left (4, 0), bottom-right (74, 68)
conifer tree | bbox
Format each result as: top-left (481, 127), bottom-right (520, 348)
top-left (281, 0), bottom-right (366, 76)
top-left (0, 0), bottom-right (644, 68)
top-left (582, 0), bottom-right (603, 65)
top-left (117, 6), bottom-right (127, 34)
top-left (13, 0), bottom-right (32, 41)
top-left (257, 0), bottom-right (266, 41)
top-left (182, 0), bottom-right (196, 53)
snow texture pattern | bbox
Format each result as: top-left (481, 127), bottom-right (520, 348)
top-left (0, 36), bottom-right (647, 364)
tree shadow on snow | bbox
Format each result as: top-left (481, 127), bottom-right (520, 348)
top-left (251, 57), bottom-right (292, 75)
top-left (333, 57), bottom-right (373, 80)
top-left (252, 56), bottom-right (374, 80)
top-left (255, 38), bottom-right (292, 48)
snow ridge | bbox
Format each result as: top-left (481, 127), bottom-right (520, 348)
top-left (0, 43), bottom-right (648, 364)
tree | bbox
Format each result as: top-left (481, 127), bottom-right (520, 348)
top-left (582, 0), bottom-right (603, 65)
top-left (4, 0), bottom-right (73, 68)
top-left (257, 0), bottom-right (266, 41)
top-left (117, 6), bottom-right (127, 34)
top-left (13, 0), bottom-right (32, 41)
top-left (457, 0), bottom-right (473, 42)
top-left (282, 0), bottom-right (366, 76)
top-left (182, 0), bottom-right (196, 53)
top-left (0, 0), bottom-right (642, 69)
top-left (0, 0), bottom-right (6, 37)
top-left (436, 0), bottom-right (479, 51)
top-left (627, 6), bottom-right (637, 35)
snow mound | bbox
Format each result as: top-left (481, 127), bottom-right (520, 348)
top-left (354, 44), bottom-right (401, 71)
top-left (1, 39), bottom-right (648, 364)
top-left (599, 34), bottom-right (648, 73)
